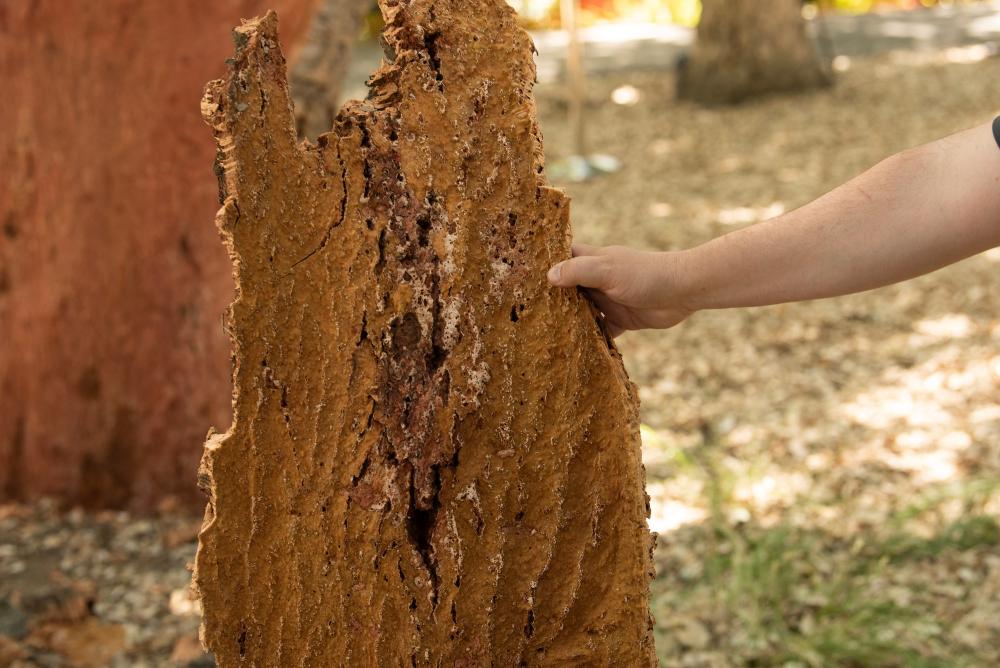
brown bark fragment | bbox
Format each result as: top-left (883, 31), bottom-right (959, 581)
top-left (195, 4), bottom-right (655, 665)
top-left (678, 0), bottom-right (831, 105)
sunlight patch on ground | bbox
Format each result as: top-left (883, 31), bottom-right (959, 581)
top-left (944, 43), bottom-right (995, 63)
top-left (915, 313), bottom-right (974, 338)
top-left (983, 246), bottom-right (1000, 262)
top-left (648, 202), bottom-right (673, 218)
top-left (833, 54), bottom-right (852, 72)
top-left (731, 471), bottom-right (813, 517)
top-left (610, 84), bottom-right (641, 106)
top-left (530, 22), bottom-right (693, 48)
top-left (716, 202), bottom-right (785, 226)
top-left (841, 346), bottom-right (999, 430)
top-left (647, 494), bottom-right (707, 534)
top-left (877, 20), bottom-right (938, 40)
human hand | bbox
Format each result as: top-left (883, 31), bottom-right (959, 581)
top-left (547, 243), bottom-right (694, 337)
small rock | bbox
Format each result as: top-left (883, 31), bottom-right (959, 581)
top-left (0, 597), bottom-right (29, 639)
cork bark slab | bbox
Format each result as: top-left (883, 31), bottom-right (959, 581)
top-left (195, 3), bottom-right (655, 665)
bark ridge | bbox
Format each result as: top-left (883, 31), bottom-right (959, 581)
top-left (194, 3), bottom-right (655, 665)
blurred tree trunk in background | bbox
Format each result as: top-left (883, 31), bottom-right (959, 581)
top-left (0, 0), bottom-right (345, 511)
top-left (678, 0), bottom-right (831, 105)
top-left (291, 0), bottom-right (369, 139)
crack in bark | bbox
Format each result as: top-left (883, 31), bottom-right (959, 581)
top-left (291, 146), bottom-right (348, 269)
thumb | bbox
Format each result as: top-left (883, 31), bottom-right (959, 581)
top-left (547, 255), bottom-right (609, 290)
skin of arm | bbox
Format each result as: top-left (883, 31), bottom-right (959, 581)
top-left (547, 120), bottom-right (1000, 337)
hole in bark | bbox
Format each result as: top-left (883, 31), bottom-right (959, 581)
top-left (353, 454), bottom-right (372, 484)
top-left (424, 31), bottom-right (444, 91)
top-left (3, 216), bottom-right (19, 239)
top-left (406, 465), bottom-right (441, 606)
top-left (510, 306), bottom-right (518, 323)
top-left (416, 213), bottom-right (431, 247)
top-left (515, 510), bottom-right (525, 522)
top-left (237, 628), bottom-right (247, 657)
top-left (366, 218), bottom-right (374, 231)
top-left (76, 366), bottom-right (102, 400)
top-left (391, 313), bottom-right (421, 353)
top-left (429, 344), bottom-right (447, 372)
top-left (375, 229), bottom-right (387, 272)
top-left (407, 500), bottom-right (437, 562)
top-left (178, 234), bottom-right (194, 262)
top-left (357, 315), bottom-right (368, 344)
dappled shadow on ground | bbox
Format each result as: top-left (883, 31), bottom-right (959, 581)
top-left (539, 49), bottom-right (1000, 665)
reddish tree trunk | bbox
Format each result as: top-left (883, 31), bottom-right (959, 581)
top-left (0, 1), bottom-right (320, 510)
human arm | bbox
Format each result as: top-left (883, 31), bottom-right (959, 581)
top-left (548, 119), bottom-right (1000, 336)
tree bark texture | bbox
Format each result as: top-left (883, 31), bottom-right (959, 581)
top-left (0, 1), bottom-right (321, 509)
top-left (194, 4), bottom-right (656, 666)
top-left (290, 0), bottom-right (370, 140)
top-left (678, 0), bottom-right (831, 105)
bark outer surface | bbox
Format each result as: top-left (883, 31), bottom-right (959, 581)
top-left (678, 0), bottom-right (831, 105)
top-left (195, 4), bottom-right (656, 666)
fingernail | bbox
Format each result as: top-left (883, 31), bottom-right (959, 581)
top-left (547, 263), bottom-right (561, 283)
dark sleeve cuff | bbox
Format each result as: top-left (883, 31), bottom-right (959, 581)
top-left (994, 115), bottom-right (1000, 149)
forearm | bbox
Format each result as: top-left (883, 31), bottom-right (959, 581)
top-left (676, 121), bottom-right (1000, 311)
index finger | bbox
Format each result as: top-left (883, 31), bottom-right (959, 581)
top-left (571, 242), bottom-right (601, 257)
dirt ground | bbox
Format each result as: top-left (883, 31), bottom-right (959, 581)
top-left (540, 49), bottom-right (1000, 666)
top-left (2, 49), bottom-right (1000, 667)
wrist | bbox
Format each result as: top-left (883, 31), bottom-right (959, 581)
top-left (655, 249), bottom-right (703, 314)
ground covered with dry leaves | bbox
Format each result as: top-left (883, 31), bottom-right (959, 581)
top-left (539, 49), bottom-right (1000, 666)
top-left (2, 49), bottom-right (1000, 667)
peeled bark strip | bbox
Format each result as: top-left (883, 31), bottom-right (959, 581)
top-left (195, 4), bottom-right (655, 665)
